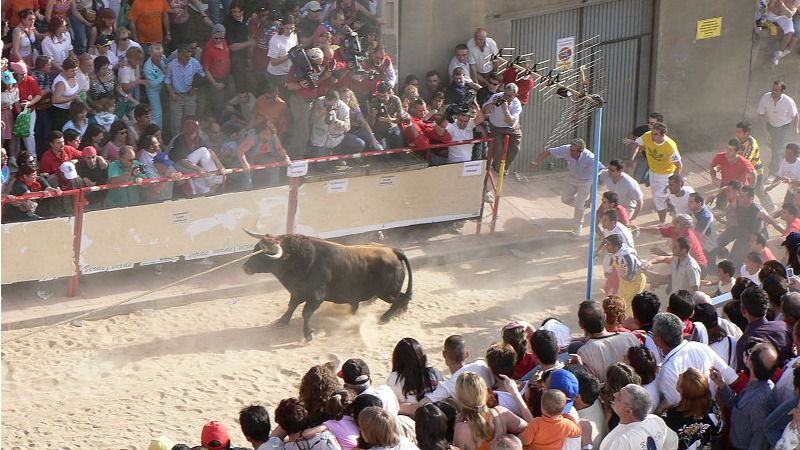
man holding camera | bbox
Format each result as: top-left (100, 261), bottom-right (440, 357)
top-left (105, 146), bottom-right (149, 207)
top-left (286, 46), bottom-right (330, 158)
top-left (369, 81), bottom-right (407, 150)
top-left (530, 138), bottom-right (602, 237)
top-left (308, 90), bottom-right (365, 161)
top-left (442, 99), bottom-right (484, 164)
top-left (481, 82), bottom-right (523, 173)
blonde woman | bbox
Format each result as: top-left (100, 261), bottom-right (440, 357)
top-left (453, 372), bottom-right (526, 450)
top-left (357, 406), bottom-right (419, 450)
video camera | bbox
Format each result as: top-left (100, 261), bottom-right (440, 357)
top-left (288, 45), bottom-right (318, 88)
top-left (341, 30), bottom-right (368, 73)
top-left (443, 89), bottom-right (477, 123)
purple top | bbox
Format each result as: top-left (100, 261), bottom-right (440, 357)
top-left (735, 317), bottom-right (793, 370)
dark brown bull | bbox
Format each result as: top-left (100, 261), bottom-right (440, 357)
top-left (242, 232), bottom-right (413, 340)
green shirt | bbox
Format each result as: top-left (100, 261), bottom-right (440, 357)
top-left (104, 160), bottom-right (148, 207)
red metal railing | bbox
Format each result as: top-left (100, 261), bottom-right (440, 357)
top-left (2, 137), bottom-right (506, 295)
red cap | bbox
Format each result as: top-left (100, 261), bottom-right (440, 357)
top-left (201, 421), bottom-right (230, 450)
top-left (82, 146), bottom-right (98, 156)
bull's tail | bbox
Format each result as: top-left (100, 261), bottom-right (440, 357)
top-left (381, 249), bottom-right (413, 323)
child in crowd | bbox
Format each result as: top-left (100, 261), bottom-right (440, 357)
top-left (518, 389), bottom-right (582, 450)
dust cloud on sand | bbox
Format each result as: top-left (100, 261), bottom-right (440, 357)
top-left (2, 249), bottom-right (587, 450)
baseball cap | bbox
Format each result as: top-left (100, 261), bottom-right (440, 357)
top-left (201, 421), bottom-right (231, 450)
top-left (306, 47), bottom-right (323, 60)
top-left (82, 146), bottom-right (98, 157)
top-left (306, 0), bottom-right (323, 11)
top-left (338, 358), bottom-right (370, 385)
top-left (268, 9), bottom-right (284, 21)
top-left (376, 81), bottom-right (393, 93)
top-left (548, 369), bottom-right (579, 413)
top-left (60, 161), bottom-right (78, 180)
top-left (147, 436), bottom-right (175, 450)
top-left (153, 152), bottom-right (174, 167)
top-left (782, 232), bottom-right (800, 251)
top-left (256, 0), bottom-right (269, 11)
top-left (540, 318), bottom-right (571, 350)
top-left (2, 71), bottom-right (16, 85)
top-left (212, 23), bottom-right (226, 34)
top-left (96, 35), bottom-right (112, 47)
top-left (10, 61), bottom-right (27, 75)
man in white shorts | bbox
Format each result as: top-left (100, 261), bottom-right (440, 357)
top-left (767, 0), bottom-right (800, 65)
top-left (630, 122), bottom-right (682, 225)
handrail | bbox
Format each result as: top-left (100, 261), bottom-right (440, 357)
top-left (1, 137), bottom-right (495, 205)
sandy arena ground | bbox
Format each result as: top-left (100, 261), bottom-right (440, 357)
top-left (1, 249), bottom-right (593, 450)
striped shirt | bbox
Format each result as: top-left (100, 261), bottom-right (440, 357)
top-left (739, 135), bottom-right (763, 175)
top-left (165, 57), bottom-right (205, 94)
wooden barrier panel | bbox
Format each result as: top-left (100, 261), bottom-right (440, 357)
top-left (294, 161), bottom-right (485, 238)
top-left (2, 218), bottom-right (75, 283)
top-left (79, 187), bottom-right (290, 274)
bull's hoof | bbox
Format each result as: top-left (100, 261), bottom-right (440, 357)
top-left (304, 329), bottom-right (316, 341)
top-left (272, 318), bottom-right (290, 328)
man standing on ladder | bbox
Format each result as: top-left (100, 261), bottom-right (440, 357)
top-left (530, 138), bottom-right (603, 237)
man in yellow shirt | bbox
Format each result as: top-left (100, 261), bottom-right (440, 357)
top-left (629, 122), bottom-right (682, 225)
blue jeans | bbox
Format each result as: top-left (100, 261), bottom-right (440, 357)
top-left (208, 0), bottom-right (232, 24)
top-left (69, 14), bottom-right (90, 55)
top-left (377, 126), bottom-right (404, 150)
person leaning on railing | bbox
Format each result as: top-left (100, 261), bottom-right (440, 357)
top-left (4, 163), bottom-right (61, 221)
top-left (104, 145), bottom-right (149, 208)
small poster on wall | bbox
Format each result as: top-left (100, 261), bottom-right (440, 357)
top-left (556, 36), bottom-right (575, 70)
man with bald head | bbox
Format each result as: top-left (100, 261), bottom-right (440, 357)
top-left (712, 341), bottom-right (778, 450)
top-left (466, 28), bottom-right (500, 86)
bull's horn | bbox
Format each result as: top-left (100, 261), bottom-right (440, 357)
top-left (243, 228), bottom-right (263, 239)
top-left (265, 244), bottom-right (284, 259)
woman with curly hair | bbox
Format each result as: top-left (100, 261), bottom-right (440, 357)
top-left (453, 372), bottom-right (526, 450)
top-left (299, 364), bottom-right (342, 427)
top-left (501, 321), bottom-right (537, 380)
top-left (274, 397), bottom-right (341, 450)
top-left (387, 337), bottom-right (442, 404)
top-left (601, 363), bottom-right (641, 429)
top-left (603, 295), bottom-right (631, 332)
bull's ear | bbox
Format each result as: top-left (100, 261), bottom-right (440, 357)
top-left (243, 229), bottom-right (263, 239)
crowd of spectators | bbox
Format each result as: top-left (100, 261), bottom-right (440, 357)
top-left (0, 0), bottom-right (534, 222)
top-left (139, 288), bottom-right (800, 450)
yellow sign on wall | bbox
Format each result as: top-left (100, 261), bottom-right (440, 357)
top-left (696, 17), bottom-right (723, 40)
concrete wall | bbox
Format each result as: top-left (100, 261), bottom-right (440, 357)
top-left (652, 0), bottom-right (755, 152)
top-left (396, 0), bottom-right (796, 157)
top-left (397, 0), bottom-right (586, 82)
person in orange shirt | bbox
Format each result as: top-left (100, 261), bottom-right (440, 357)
top-left (518, 389), bottom-right (582, 450)
top-left (249, 83), bottom-right (289, 139)
top-left (3, 0), bottom-right (41, 28)
top-left (128, 0), bottom-right (171, 45)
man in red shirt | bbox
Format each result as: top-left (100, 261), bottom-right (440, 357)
top-left (286, 47), bottom-right (330, 158)
top-left (642, 213), bottom-right (708, 269)
top-left (710, 139), bottom-right (756, 187)
top-left (39, 131), bottom-right (83, 175)
top-left (399, 98), bottom-right (452, 149)
top-left (501, 58), bottom-right (537, 106)
top-left (202, 24), bottom-right (232, 121)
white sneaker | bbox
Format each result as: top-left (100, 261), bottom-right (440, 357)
top-left (774, 49), bottom-right (790, 65)
top-left (570, 227), bottom-right (583, 237)
top-left (484, 191), bottom-right (495, 203)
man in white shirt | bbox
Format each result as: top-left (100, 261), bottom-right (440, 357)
top-left (600, 384), bottom-right (678, 450)
top-left (651, 312), bottom-right (738, 413)
top-left (767, 0), bottom-right (800, 64)
top-left (666, 173), bottom-right (695, 217)
top-left (266, 17), bottom-right (298, 90)
top-left (767, 143), bottom-right (800, 203)
top-left (567, 365), bottom-right (608, 449)
top-left (482, 83), bottom-right (523, 174)
top-left (466, 28), bottom-right (499, 86)
top-left (448, 43), bottom-right (478, 84)
top-left (443, 99), bottom-right (484, 164)
top-left (531, 138), bottom-right (603, 236)
top-left (599, 159), bottom-right (644, 220)
top-left (757, 81), bottom-right (799, 175)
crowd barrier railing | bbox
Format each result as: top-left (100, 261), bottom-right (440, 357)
top-left (2, 137), bottom-right (506, 295)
